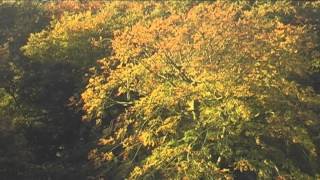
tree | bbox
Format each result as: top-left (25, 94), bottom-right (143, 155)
top-left (82, 1), bottom-right (320, 179)
top-left (1, 1), bottom-right (320, 179)
top-left (20, 1), bottom-right (189, 179)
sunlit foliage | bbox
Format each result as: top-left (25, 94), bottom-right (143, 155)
top-left (1, 0), bottom-right (320, 179)
top-left (82, 1), bottom-right (320, 179)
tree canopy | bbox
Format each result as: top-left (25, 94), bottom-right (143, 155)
top-left (1, 1), bottom-right (320, 179)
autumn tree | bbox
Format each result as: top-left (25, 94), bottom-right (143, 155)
top-left (82, 1), bottom-right (320, 179)
top-left (20, 1), bottom-right (194, 179)
top-left (1, 1), bottom-right (320, 179)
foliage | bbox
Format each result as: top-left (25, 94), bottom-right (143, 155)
top-left (43, 0), bottom-right (105, 18)
top-left (1, 1), bottom-right (320, 179)
top-left (82, 1), bottom-right (320, 179)
top-left (23, 1), bottom-right (176, 66)
top-left (0, 1), bottom-right (87, 179)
